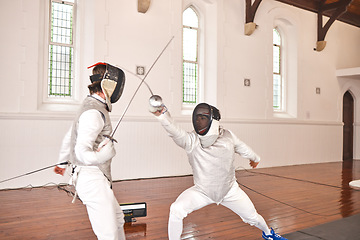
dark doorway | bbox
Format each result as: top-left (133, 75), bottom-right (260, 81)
top-left (343, 91), bottom-right (354, 160)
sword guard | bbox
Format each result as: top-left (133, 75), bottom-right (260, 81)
top-left (103, 135), bottom-right (118, 143)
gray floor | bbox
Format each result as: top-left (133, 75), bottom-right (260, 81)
top-left (283, 214), bottom-right (360, 240)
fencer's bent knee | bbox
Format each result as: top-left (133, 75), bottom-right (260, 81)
top-left (169, 202), bottom-right (188, 220)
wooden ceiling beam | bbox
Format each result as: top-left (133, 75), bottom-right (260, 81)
top-left (322, 1), bottom-right (347, 11)
top-left (275, 0), bottom-right (360, 28)
top-left (244, 0), bottom-right (263, 35)
top-left (316, 0), bottom-right (352, 51)
top-left (245, 0), bottom-right (263, 23)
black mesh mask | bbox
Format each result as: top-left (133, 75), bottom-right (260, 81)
top-left (88, 62), bottom-right (125, 104)
top-left (192, 103), bottom-right (221, 136)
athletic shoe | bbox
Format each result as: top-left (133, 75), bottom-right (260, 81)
top-left (262, 228), bottom-right (288, 240)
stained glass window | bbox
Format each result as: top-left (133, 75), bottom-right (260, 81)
top-left (48, 0), bottom-right (75, 97)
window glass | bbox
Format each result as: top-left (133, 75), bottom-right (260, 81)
top-left (182, 7), bottom-right (199, 104)
top-left (183, 7), bottom-right (198, 28)
top-left (48, 0), bottom-right (75, 97)
top-left (183, 27), bottom-right (198, 61)
top-left (273, 28), bottom-right (281, 110)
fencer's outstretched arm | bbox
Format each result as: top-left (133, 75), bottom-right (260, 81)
top-left (151, 106), bottom-right (195, 151)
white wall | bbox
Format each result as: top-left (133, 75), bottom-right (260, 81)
top-left (0, 0), bottom-right (359, 189)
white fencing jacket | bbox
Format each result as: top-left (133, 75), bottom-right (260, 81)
top-left (157, 111), bottom-right (260, 203)
top-left (58, 94), bottom-right (113, 181)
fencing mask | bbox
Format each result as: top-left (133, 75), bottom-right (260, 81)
top-left (88, 62), bottom-right (125, 111)
top-left (192, 103), bottom-right (221, 135)
top-left (192, 103), bottom-right (221, 147)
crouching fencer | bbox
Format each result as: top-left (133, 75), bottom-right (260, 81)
top-left (149, 97), bottom-right (287, 240)
top-left (54, 63), bottom-right (126, 240)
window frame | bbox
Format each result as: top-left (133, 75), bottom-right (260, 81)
top-left (270, 14), bottom-right (298, 119)
top-left (182, 5), bottom-right (200, 105)
top-left (47, 0), bottom-right (76, 100)
top-left (273, 27), bottom-right (285, 112)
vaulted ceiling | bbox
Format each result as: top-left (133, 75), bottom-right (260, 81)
top-left (275, 0), bottom-right (360, 28)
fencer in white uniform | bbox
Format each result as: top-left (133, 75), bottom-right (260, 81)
top-left (150, 100), bottom-right (287, 240)
top-left (55, 63), bottom-right (126, 240)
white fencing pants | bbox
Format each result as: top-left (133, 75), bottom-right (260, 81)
top-left (168, 182), bottom-right (270, 240)
top-left (75, 167), bottom-right (126, 240)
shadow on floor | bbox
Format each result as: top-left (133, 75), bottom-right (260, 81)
top-left (283, 214), bottom-right (360, 240)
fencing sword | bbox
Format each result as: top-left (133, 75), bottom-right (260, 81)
top-left (108, 35), bottom-right (174, 140)
top-left (1, 38), bottom-right (174, 184)
top-left (119, 66), bottom-right (154, 96)
top-left (0, 161), bottom-right (68, 184)
top-left (1, 37), bottom-right (174, 183)
top-left (119, 67), bottom-right (164, 113)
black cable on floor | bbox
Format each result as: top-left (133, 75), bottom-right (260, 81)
top-left (237, 180), bottom-right (338, 217)
top-left (235, 167), bottom-right (359, 217)
top-left (237, 167), bottom-right (360, 191)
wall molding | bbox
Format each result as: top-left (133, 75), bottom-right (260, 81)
top-left (0, 112), bottom-right (344, 126)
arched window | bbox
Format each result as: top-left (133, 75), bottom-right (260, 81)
top-left (273, 28), bottom-right (282, 111)
top-left (182, 6), bottom-right (199, 104)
